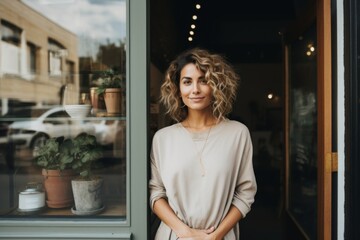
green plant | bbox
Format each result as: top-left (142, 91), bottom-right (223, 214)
top-left (95, 69), bottom-right (124, 95)
top-left (67, 132), bottom-right (103, 180)
top-left (34, 136), bottom-right (73, 170)
top-left (34, 133), bottom-right (103, 179)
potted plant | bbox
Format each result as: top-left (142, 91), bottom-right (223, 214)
top-left (95, 69), bottom-right (124, 116)
top-left (34, 136), bottom-right (76, 208)
top-left (66, 132), bottom-right (104, 215)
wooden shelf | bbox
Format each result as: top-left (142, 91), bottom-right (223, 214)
top-left (8, 201), bottom-right (126, 217)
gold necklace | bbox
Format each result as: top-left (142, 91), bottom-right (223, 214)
top-left (186, 120), bottom-right (213, 176)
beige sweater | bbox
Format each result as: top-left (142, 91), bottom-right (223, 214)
top-left (149, 119), bottom-right (257, 239)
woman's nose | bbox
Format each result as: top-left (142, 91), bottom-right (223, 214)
top-left (192, 83), bottom-right (200, 94)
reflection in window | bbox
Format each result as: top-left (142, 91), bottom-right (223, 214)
top-left (1, 20), bottom-right (21, 45)
top-left (27, 42), bottom-right (37, 75)
top-left (48, 39), bottom-right (65, 76)
top-left (0, 0), bottom-right (127, 220)
top-left (1, 20), bottom-right (22, 75)
top-left (66, 61), bottom-right (75, 84)
top-left (288, 22), bottom-right (317, 239)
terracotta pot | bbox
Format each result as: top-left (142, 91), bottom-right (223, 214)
top-left (42, 169), bottom-right (76, 208)
top-left (103, 88), bottom-right (122, 115)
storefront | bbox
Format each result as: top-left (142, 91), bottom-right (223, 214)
top-left (0, 0), bottom-right (148, 239)
top-left (0, 0), bottom-right (358, 239)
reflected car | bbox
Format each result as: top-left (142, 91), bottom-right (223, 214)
top-left (0, 106), bottom-right (36, 146)
top-left (7, 106), bottom-right (95, 152)
top-left (92, 119), bottom-right (126, 158)
top-left (92, 119), bottom-right (120, 146)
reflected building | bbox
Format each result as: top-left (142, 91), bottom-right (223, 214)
top-left (79, 42), bottom-right (126, 91)
top-left (0, 0), bottom-right (78, 113)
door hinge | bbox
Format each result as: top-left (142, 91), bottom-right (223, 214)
top-left (326, 152), bottom-right (338, 172)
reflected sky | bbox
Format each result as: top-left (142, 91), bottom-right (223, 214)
top-left (22, 0), bottom-right (126, 58)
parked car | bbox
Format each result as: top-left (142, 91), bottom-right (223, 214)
top-left (7, 106), bottom-right (95, 154)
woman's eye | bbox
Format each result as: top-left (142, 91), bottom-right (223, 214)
top-left (183, 80), bottom-right (191, 85)
top-left (200, 79), bottom-right (208, 84)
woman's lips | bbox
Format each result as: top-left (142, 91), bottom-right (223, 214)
top-left (189, 97), bottom-right (205, 102)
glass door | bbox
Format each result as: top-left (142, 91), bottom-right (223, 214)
top-left (284, 0), bottom-right (333, 239)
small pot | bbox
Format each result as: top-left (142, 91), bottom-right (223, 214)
top-left (71, 178), bottom-right (104, 215)
top-left (18, 183), bottom-right (45, 212)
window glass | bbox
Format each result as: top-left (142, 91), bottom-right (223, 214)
top-left (27, 42), bottom-right (37, 76)
top-left (0, 0), bottom-right (127, 220)
top-left (1, 20), bottom-right (21, 45)
top-left (288, 22), bottom-right (317, 239)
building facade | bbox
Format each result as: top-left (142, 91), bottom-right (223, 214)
top-left (0, 0), bottom-right (359, 239)
top-left (0, 0), bottom-right (78, 109)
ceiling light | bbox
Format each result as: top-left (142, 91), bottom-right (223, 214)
top-left (190, 31), bottom-right (194, 35)
top-left (192, 15), bottom-right (197, 20)
top-left (196, 4), bottom-right (201, 9)
top-left (188, 37), bottom-right (193, 42)
top-left (191, 24), bottom-right (196, 29)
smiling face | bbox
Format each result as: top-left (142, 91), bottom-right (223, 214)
top-left (179, 63), bottom-right (213, 114)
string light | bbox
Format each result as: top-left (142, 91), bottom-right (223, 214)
top-left (306, 43), bottom-right (316, 57)
top-left (188, 3), bottom-right (201, 42)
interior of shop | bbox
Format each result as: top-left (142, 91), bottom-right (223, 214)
top-left (150, 0), bottom-right (315, 238)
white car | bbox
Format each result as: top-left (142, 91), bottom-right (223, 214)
top-left (8, 106), bottom-right (95, 151)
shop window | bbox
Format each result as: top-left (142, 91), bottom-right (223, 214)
top-left (0, 0), bottom-right (127, 222)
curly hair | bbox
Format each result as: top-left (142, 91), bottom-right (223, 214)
top-left (160, 48), bottom-right (240, 122)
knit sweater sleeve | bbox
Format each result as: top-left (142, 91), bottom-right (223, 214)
top-left (231, 127), bottom-right (257, 218)
top-left (149, 132), bottom-right (167, 211)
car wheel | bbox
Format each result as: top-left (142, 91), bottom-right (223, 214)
top-left (31, 133), bottom-right (49, 156)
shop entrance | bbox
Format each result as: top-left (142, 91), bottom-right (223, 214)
top-left (150, 0), bottom-right (334, 239)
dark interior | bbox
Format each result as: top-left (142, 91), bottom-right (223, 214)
top-left (151, 0), bottom-right (315, 70)
top-left (150, 0), bottom-right (316, 239)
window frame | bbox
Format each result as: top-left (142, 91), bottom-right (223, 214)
top-left (0, 0), bottom-right (149, 239)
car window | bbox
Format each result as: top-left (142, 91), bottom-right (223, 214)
top-left (43, 110), bottom-right (70, 125)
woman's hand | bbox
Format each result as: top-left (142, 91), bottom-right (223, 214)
top-left (177, 226), bottom-right (218, 240)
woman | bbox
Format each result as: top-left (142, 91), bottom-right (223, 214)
top-left (149, 48), bottom-right (257, 240)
